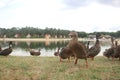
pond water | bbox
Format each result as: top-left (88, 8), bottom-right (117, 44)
top-left (0, 40), bottom-right (112, 57)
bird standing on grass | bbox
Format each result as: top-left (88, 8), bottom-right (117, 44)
top-left (0, 41), bottom-right (13, 56)
top-left (103, 37), bottom-right (120, 61)
top-left (59, 47), bottom-right (74, 62)
top-left (87, 33), bottom-right (101, 60)
top-left (103, 37), bottom-right (115, 59)
top-left (113, 41), bottom-right (120, 61)
top-left (54, 47), bottom-right (74, 62)
top-left (67, 31), bottom-right (88, 67)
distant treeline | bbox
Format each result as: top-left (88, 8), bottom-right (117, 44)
top-left (0, 27), bottom-right (120, 38)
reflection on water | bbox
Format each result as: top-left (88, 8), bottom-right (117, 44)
top-left (0, 40), bottom-right (112, 56)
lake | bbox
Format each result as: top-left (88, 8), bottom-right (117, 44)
top-left (0, 40), bottom-right (112, 56)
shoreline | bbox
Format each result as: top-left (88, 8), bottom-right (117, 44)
top-left (0, 38), bottom-right (116, 42)
top-left (0, 38), bottom-right (71, 42)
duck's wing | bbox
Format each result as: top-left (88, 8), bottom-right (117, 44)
top-left (87, 45), bottom-right (101, 56)
top-left (0, 48), bottom-right (12, 56)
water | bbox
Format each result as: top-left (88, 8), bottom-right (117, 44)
top-left (0, 40), bottom-right (112, 56)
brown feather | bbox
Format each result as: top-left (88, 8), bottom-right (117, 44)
top-left (29, 48), bottom-right (41, 56)
top-left (67, 31), bottom-right (88, 67)
top-left (0, 41), bottom-right (13, 56)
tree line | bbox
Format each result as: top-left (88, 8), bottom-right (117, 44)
top-left (0, 27), bottom-right (120, 38)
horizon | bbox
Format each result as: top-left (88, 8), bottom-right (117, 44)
top-left (0, 26), bottom-right (119, 33)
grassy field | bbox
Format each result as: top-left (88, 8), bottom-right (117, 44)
top-left (0, 56), bottom-right (120, 80)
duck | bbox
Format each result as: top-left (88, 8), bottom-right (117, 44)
top-left (103, 48), bottom-right (114, 59)
top-left (54, 47), bottom-right (74, 62)
top-left (103, 37), bottom-right (115, 59)
top-left (0, 41), bottom-right (13, 56)
top-left (67, 31), bottom-right (88, 67)
top-left (29, 48), bottom-right (41, 56)
top-left (59, 47), bottom-right (74, 62)
top-left (113, 41), bottom-right (120, 61)
top-left (87, 33), bottom-right (101, 60)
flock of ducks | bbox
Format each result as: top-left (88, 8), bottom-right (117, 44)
top-left (0, 41), bottom-right (41, 56)
top-left (54, 31), bottom-right (101, 67)
top-left (103, 37), bottom-right (120, 61)
top-left (0, 31), bottom-right (120, 67)
top-left (54, 31), bottom-right (120, 67)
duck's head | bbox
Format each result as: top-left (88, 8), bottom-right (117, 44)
top-left (69, 31), bottom-right (78, 39)
top-left (96, 33), bottom-right (101, 39)
top-left (9, 41), bottom-right (13, 48)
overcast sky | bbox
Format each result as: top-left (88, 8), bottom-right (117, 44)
top-left (0, 0), bottom-right (120, 32)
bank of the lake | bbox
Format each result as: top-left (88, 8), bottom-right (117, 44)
top-left (0, 56), bottom-right (120, 80)
top-left (0, 38), bottom-right (115, 42)
top-left (0, 38), bottom-right (71, 42)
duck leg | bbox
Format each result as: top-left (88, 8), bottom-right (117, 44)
top-left (85, 58), bottom-right (88, 68)
top-left (112, 56), bottom-right (114, 61)
top-left (91, 57), bottom-right (94, 61)
top-left (59, 57), bottom-right (62, 62)
top-left (68, 57), bottom-right (70, 62)
top-left (74, 57), bottom-right (78, 64)
top-left (112, 57), bottom-right (116, 63)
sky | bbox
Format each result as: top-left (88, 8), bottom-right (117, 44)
top-left (0, 0), bottom-right (120, 32)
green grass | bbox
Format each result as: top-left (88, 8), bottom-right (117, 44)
top-left (0, 56), bottom-right (120, 80)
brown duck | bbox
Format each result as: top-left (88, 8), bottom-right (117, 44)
top-left (59, 47), bottom-right (74, 62)
top-left (113, 41), bottom-right (120, 61)
top-left (54, 47), bottom-right (74, 62)
top-left (67, 31), bottom-right (88, 67)
top-left (0, 41), bottom-right (13, 56)
top-left (103, 48), bottom-right (114, 59)
top-left (87, 33), bottom-right (101, 60)
top-left (29, 48), bottom-right (41, 56)
top-left (103, 37), bottom-right (115, 59)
